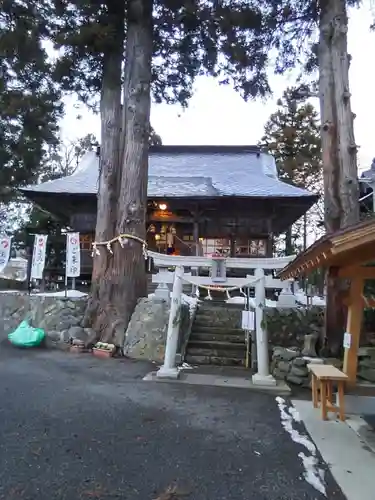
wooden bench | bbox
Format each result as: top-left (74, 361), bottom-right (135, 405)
top-left (308, 364), bottom-right (348, 421)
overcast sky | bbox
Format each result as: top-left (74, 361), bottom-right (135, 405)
top-left (60, 4), bottom-right (375, 171)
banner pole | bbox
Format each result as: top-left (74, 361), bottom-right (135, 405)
top-left (64, 233), bottom-right (68, 298)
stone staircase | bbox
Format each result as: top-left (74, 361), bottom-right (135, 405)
top-left (185, 301), bottom-right (247, 366)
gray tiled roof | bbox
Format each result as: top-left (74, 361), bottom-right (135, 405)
top-left (22, 148), bottom-right (315, 199)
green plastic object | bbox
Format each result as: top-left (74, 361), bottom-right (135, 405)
top-left (8, 320), bottom-right (46, 348)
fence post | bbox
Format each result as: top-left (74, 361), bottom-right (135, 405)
top-left (157, 265), bottom-right (184, 379)
top-left (252, 268), bottom-right (276, 386)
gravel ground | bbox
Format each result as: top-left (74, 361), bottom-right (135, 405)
top-left (0, 344), bottom-right (346, 500)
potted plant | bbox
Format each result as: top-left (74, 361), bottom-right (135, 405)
top-left (92, 342), bottom-right (116, 359)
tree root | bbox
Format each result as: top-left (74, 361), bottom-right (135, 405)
top-left (83, 294), bottom-right (126, 349)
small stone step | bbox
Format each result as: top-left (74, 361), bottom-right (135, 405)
top-left (186, 345), bottom-right (246, 360)
top-left (197, 301), bottom-right (245, 309)
top-left (189, 332), bottom-right (245, 343)
top-left (185, 354), bottom-right (246, 367)
top-left (188, 340), bottom-right (246, 352)
top-left (190, 325), bottom-right (244, 335)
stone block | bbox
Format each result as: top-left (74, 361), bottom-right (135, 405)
top-left (358, 369), bottom-right (375, 383)
top-left (48, 330), bottom-right (61, 342)
top-left (124, 297), bottom-right (172, 363)
top-left (273, 368), bottom-right (287, 380)
top-left (292, 357), bottom-right (308, 367)
top-left (273, 346), bottom-right (300, 361)
top-left (277, 361), bottom-right (291, 373)
top-left (60, 330), bottom-right (71, 343)
top-left (67, 326), bottom-right (87, 341)
top-left (358, 347), bottom-right (375, 359)
top-left (286, 374), bottom-right (304, 386)
top-left (301, 333), bottom-right (318, 357)
top-left (303, 356), bottom-right (324, 365)
top-left (290, 365), bottom-right (308, 377)
top-left (359, 359), bottom-right (375, 370)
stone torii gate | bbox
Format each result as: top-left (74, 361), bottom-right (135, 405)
top-left (148, 251), bottom-right (296, 386)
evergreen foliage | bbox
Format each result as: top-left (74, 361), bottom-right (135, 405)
top-left (261, 86), bottom-right (323, 255)
top-left (0, 0), bottom-right (63, 202)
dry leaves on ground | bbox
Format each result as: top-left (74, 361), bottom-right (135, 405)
top-left (154, 484), bottom-right (190, 500)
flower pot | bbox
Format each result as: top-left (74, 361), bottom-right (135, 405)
top-left (92, 347), bottom-right (115, 359)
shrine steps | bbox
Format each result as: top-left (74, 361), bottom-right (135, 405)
top-left (185, 302), bottom-right (247, 367)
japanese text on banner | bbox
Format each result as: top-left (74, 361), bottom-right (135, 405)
top-left (66, 232), bottom-right (81, 278)
top-left (0, 237), bottom-right (12, 273)
top-left (30, 235), bottom-right (48, 280)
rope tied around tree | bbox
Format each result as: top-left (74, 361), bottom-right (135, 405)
top-left (91, 233), bottom-right (148, 259)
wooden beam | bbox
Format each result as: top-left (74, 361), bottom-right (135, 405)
top-left (338, 266), bottom-right (375, 279)
top-left (329, 242), bottom-right (375, 269)
top-left (343, 294), bottom-right (375, 308)
top-left (343, 277), bottom-right (364, 384)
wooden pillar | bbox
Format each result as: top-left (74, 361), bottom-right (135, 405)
top-left (343, 277), bottom-right (364, 384)
top-left (266, 218), bottom-right (273, 257)
top-left (193, 219), bottom-right (199, 256)
top-left (230, 236), bottom-right (236, 257)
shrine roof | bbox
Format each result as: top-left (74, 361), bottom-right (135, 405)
top-left (21, 146), bottom-right (317, 200)
top-left (279, 217), bottom-right (375, 280)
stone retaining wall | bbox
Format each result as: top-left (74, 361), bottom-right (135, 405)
top-left (0, 293), bottom-right (190, 364)
top-left (271, 346), bottom-right (375, 385)
top-left (264, 306), bottom-right (375, 349)
top-left (271, 347), bottom-right (325, 387)
top-left (358, 347), bottom-right (375, 383)
top-left (0, 293), bottom-right (89, 346)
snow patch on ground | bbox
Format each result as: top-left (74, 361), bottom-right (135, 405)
top-left (0, 289), bottom-right (87, 298)
top-left (225, 296), bottom-right (277, 307)
top-left (295, 291), bottom-right (326, 306)
top-left (181, 293), bottom-right (198, 314)
top-left (226, 293), bottom-right (326, 308)
top-left (276, 396), bottom-right (326, 497)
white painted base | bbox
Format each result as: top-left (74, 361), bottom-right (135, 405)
top-left (156, 366), bottom-right (180, 379)
top-left (252, 373), bottom-right (277, 386)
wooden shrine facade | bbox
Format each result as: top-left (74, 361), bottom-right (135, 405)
top-left (279, 218), bottom-right (375, 384)
top-left (20, 146), bottom-right (318, 275)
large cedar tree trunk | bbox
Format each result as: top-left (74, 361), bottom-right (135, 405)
top-left (104, 0), bottom-right (153, 348)
top-left (319, 0), bottom-right (359, 356)
top-left (83, 4), bottom-right (125, 344)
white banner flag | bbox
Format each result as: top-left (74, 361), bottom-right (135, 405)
top-left (30, 234), bottom-right (48, 280)
top-left (66, 232), bottom-right (81, 278)
top-left (0, 236), bottom-right (12, 273)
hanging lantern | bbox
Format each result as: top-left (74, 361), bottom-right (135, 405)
top-left (170, 225), bottom-right (176, 235)
top-left (148, 224), bottom-right (156, 233)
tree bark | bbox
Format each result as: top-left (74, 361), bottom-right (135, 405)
top-left (319, 1), bottom-right (341, 233)
top-left (83, 2), bottom-right (125, 345)
top-left (112, 0), bottom-right (153, 347)
top-left (330, 0), bottom-right (359, 227)
top-left (285, 227), bottom-right (293, 255)
top-left (318, 0), bottom-right (360, 356)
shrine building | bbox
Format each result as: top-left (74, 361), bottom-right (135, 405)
top-left (21, 145), bottom-right (317, 275)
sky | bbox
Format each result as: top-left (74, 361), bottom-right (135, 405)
top-left (61, 4), bottom-right (375, 171)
